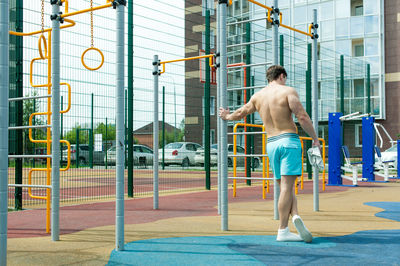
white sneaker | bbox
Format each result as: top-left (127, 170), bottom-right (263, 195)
top-left (276, 227), bottom-right (303, 242)
top-left (292, 215), bottom-right (313, 243)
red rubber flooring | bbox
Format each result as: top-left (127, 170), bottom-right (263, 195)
top-left (8, 180), bottom-right (354, 239)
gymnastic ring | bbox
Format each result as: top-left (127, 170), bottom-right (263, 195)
top-left (38, 34), bottom-right (48, 59)
top-left (81, 47), bottom-right (104, 71)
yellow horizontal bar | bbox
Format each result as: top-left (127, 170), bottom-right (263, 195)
top-left (160, 54), bottom-right (214, 65)
top-left (9, 18), bottom-right (75, 37)
top-left (247, 0), bottom-right (272, 11)
top-left (61, 2), bottom-right (113, 18)
top-left (233, 123), bottom-right (265, 130)
top-left (160, 54), bottom-right (214, 75)
top-left (280, 23), bottom-right (313, 37)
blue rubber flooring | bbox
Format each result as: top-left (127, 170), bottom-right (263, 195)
top-left (107, 202), bottom-right (400, 266)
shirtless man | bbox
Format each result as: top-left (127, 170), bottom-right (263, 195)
top-left (219, 65), bottom-right (320, 243)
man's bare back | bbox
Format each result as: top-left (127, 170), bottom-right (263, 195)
top-left (251, 84), bottom-right (298, 138)
top-left (219, 71), bottom-right (319, 147)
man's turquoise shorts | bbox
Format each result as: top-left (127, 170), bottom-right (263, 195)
top-left (267, 133), bottom-right (302, 180)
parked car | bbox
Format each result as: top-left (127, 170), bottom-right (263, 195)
top-left (133, 145), bottom-right (153, 166)
top-left (375, 144), bottom-right (398, 169)
top-left (104, 144), bottom-right (153, 166)
top-left (194, 143), bottom-right (261, 168)
top-left (158, 142), bottom-right (202, 167)
top-left (194, 144), bottom-right (218, 166)
top-left (61, 144), bottom-right (105, 165)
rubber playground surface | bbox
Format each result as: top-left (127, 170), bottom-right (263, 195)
top-left (7, 177), bottom-right (400, 265)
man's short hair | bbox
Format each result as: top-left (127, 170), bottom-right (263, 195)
top-left (266, 65), bottom-right (287, 82)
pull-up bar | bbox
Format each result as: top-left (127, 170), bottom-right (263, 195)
top-left (227, 0), bottom-right (316, 38)
top-left (159, 54), bottom-right (215, 75)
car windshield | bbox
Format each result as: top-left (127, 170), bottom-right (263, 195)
top-left (164, 143), bottom-right (183, 149)
top-left (211, 144), bottom-right (218, 149)
top-left (386, 144), bottom-right (397, 152)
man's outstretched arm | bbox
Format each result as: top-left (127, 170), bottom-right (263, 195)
top-left (219, 99), bottom-right (256, 121)
top-left (287, 89), bottom-right (320, 148)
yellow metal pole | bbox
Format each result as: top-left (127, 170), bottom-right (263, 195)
top-left (46, 31), bottom-right (52, 234)
top-left (9, 18), bottom-right (75, 37)
top-left (232, 123), bottom-right (265, 198)
top-left (300, 139), bottom-right (304, 190)
top-left (61, 2), bottom-right (113, 18)
top-left (233, 128), bottom-right (237, 197)
top-left (160, 54), bottom-right (214, 75)
top-left (280, 24), bottom-right (313, 37)
top-left (247, 0), bottom-right (272, 11)
top-left (262, 126), bottom-right (266, 199)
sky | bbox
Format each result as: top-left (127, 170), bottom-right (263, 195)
top-left (22, 0), bottom-right (185, 134)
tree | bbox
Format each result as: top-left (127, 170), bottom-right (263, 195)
top-left (95, 122), bottom-right (116, 141)
top-left (63, 125), bottom-right (90, 145)
top-left (158, 120), bottom-right (185, 147)
top-left (23, 90), bottom-right (46, 154)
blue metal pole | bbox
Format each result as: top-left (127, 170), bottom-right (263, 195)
top-left (328, 113), bottom-right (343, 185)
top-left (362, 116), bottom-right (375, 182)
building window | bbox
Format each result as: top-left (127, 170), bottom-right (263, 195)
top-left (202, 129), bottom-right (216, 146)
top-left (202, 0), bottom-right (215, 16)
top-left (354, 79), bottom-right (364, 97)
top-left (351, 0), bottom-right (363, 16)
top-left (202, 30), bottom-right (215, 50)
top-left (352, 39), bottom-right (364, 57)
top-left (355, 124), bottom-right (362, 147)
top-left (202, 96), bottom-right (215, 116)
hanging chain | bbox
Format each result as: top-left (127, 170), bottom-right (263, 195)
top-left (90, 0), bottom-right (94, 48)
top-left (41, 0), bottom-right (45, 33)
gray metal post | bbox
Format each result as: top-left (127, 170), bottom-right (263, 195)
top-left (312, 9), bottom-right (319, 212)
top-left (152, 55), bottom-right (159, 210)
top-left (115, 2), bottom-right (125, 251)
top-left (0, 0), bottom-right (9, 264)
top-left (272, 0), bottom-right (280, 221)
top-left (219, 0), bottom-right (228, 231)
top-left (216, 4), bottom-right (221, 215)
top-left (51, 1), bottom-right (61, 241)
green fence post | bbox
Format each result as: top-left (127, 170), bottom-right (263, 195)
top-left (250, 76), bottom-right (255, 171)
top-left (366, 64), bottom-right (371, 114)
top-left (76, 128), bottom-right (80, 168)
top-left (32, 99), bottom-right (36, 170)
top-left (162, 85), bottom-right (165, 170)
top-left (245, 21), bottom-right (252, 185)
top-left (125, 89), bottom-right (128, 168)
top-left (306, 43), bottom-right (312, 180)
top-left (105, 118), bottom-right (108, 169)
top-left (90, 93), bottom-right (94, 168)
top-left (280, 34), bottom-right (284, 66)
top-left (128, 0), bottom-right (134, 197)
top-left (340, 55), bottom-right (344, 115)
top-left (60, 96), bottom-right (63, 167)
top-left (205, 8), bottom-right (211, 190)
top-left (13, 1), bottom-right (23, 209)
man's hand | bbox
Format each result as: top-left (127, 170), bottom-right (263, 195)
top-left (219, 107), bottom-right (230, 120)
top-left (312, 139), bottom-right (322, 154)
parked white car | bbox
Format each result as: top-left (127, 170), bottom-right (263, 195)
top-left (159, 142), bottom-right (202, 167)
top-left (194, 144), bottom-right (261, 168)
top-left (375, 144), bottom-right (398, 169)
top-left (105, 144), bottom-right (153, 166)
top-left (194, 144), bottom-right (218, 166)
